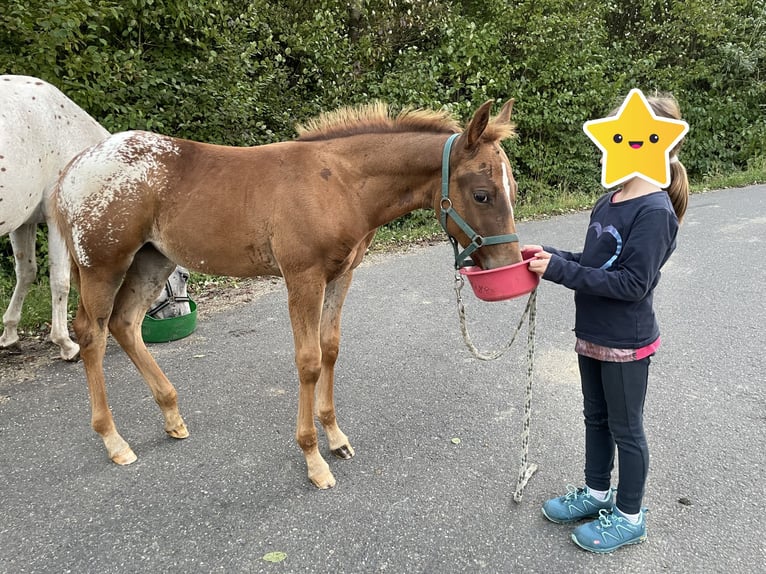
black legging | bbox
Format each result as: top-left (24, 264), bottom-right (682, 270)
top-left (578, 354), bottom-right (650, 515)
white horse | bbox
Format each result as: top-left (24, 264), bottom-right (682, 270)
top-left (1, 76), bottom-right (194, 358)
top-left (0, 75), bottom-right (109, 360)
top-left (146, 266), bottom-right (192, 319)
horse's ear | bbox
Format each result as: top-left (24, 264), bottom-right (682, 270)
top-left (494, 99), bottom-right (515, 125)
top-left (463, 99), bottom-right (494, 150)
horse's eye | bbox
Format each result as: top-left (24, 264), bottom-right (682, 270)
top-left (473, 191), bottom-right (490, 204)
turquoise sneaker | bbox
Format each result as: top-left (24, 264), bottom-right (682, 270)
top-left (571, 508), bottom-right (648, 553)
top-left (542, 485), bottom-right (615, 524)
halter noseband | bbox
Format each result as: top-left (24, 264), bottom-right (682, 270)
top-left (146, 276), bottom-right (192, 318)
top-left (439, 133), bottom-right (519, 269)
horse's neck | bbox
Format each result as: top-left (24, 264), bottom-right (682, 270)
top-left (337, 133), bottom-right (445, 227)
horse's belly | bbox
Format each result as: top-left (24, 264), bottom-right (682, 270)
top-left (152, 238), bottom-right (283, 279)
top-left (0, 171), bottom-right (46, 234)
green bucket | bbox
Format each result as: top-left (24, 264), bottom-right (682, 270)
top-left (141, 299), bottom-right (198, 343)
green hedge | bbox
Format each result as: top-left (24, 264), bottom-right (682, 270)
top-left (2, 0), bottom-right (765, 276)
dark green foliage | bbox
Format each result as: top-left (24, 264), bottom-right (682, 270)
top-left (2, 0), bottom-right (762, 173)
top-left (1, 0), bottom-right (764, 280)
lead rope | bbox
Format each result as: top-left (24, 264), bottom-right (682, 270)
top-left (454, 273), bottom-right (539, 502)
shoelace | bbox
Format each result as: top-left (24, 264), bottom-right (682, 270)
top-left (597, 508), bottom-right (614, 528)
top-left (563, 484), bottom-right (584, 501)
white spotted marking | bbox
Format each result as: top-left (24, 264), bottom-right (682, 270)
top-left (0, 74), bottom-right (108, 235)
top-left (57, 131), bottom-right (180, 266)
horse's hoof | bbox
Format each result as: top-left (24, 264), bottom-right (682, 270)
top-left (331, 444), bottom-right (355, 460)
top-left (0, 342), bottom-right (23, 355)
top-left (310, 472), bottom-right (337, 489)
top-left (111, 447), bottom-right (137, 465)
top-left (61, 349), bottom-right (80, 362)
top-left (166, 423), bottom-right (189, 439)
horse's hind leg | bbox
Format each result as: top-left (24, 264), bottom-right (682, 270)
top-left (0, 223), bottom-right (37, 351)
top-left (46, 219), bottom-right (79, 360)
top-left (109, 246), bottom-right (188, 440)
top-left (74, 266), bottom-right (137, 465)
top-left (317, 271), bottom-right (355, 460)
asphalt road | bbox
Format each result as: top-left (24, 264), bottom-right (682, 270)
top-left (1, 185), bottom-right (764, 574)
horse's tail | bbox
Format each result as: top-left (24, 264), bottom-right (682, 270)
top-left (50, 168), bottom-right (80, 289)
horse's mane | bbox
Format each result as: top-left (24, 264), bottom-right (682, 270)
top-left (296, 102), bottom-right (464, 141)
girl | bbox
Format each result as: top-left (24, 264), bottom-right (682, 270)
top-left (525, 92), bottom-right (690, 553)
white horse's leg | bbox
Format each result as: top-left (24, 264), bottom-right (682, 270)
top-left (0, 223), bottom-right (37, 350)
top-left (317, 271), bottom-right (355, 459)
top-left (47, 221), bottom-right (79, 360)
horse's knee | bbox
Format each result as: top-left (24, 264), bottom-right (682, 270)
top-left (295, 351), bottom-right (322, 384)
top-left (321, 344), bottom-right (339, 365)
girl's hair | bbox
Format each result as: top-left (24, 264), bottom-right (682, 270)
top-left (647, 93), bottom-right (690, 223)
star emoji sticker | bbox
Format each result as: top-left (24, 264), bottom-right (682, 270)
top-left (583, 88), bottom-right (689, 189)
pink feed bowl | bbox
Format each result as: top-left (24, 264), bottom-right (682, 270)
top-left (458, 249), bottom-right (540, 302)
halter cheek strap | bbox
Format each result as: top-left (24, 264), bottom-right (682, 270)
top-left (439, 133), bottom-right (519, 268)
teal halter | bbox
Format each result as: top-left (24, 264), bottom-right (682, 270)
top-left (439, 133), bottom-right (519, 268)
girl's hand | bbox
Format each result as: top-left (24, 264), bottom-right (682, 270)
top-left (521, 244), bottom-right (543, 255)
top-left (527, 250), bottom-right (552, 276)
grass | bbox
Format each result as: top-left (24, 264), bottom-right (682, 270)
top-left (2, 161), bottom-right (765, 335)
top-left (0, 279), bottom-right (68, 339)
top-left (691, 156), bottom-right (766, 192)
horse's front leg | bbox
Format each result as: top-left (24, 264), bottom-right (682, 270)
top-left (317, 272), bottom-right (355, 460)
top-left (286, 275), bottom-right (335, 488)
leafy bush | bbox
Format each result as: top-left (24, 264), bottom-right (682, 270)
top-left (1, 0), bottom-right (764, 282)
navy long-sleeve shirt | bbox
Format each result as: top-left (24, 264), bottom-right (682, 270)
top-left (542, 190), bottom-right (678, 349)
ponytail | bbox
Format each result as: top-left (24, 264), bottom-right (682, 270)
top-left (648, 93), bottom-right (690, 223)
top-left (666, 156), bottom-right (690, 223)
